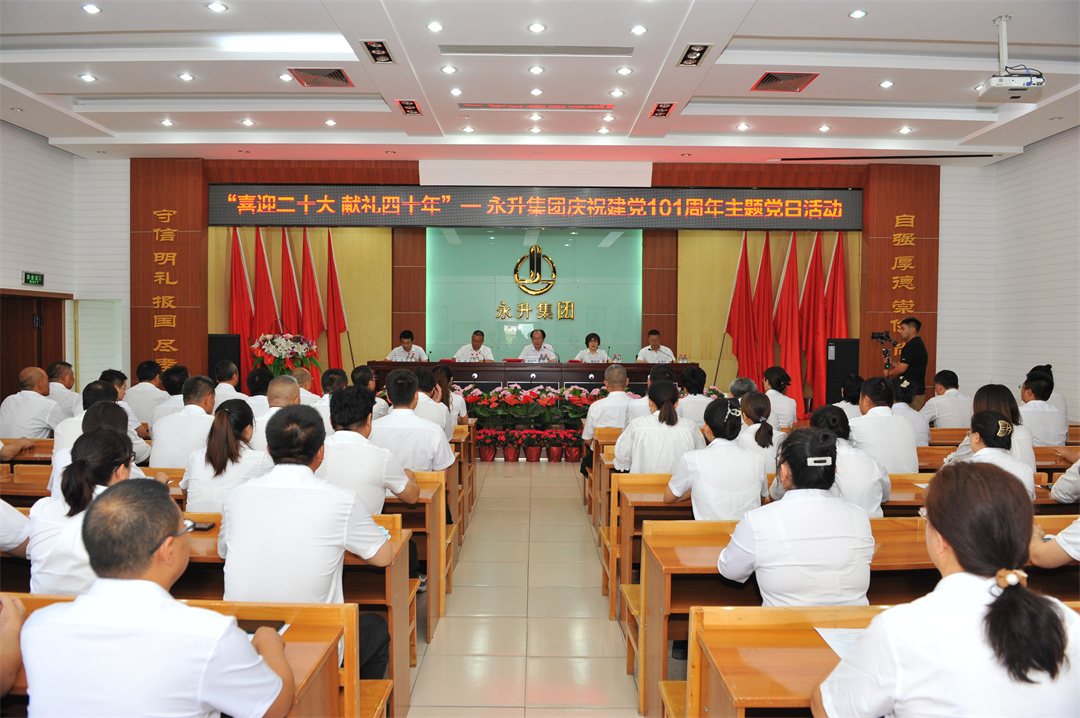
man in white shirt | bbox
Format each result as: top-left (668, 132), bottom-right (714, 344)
top-left (580, 364), bottom-right (633, 477)
top-left (213, 360), bottom-right (246, 410)
top-left (312, 368), bottom-right (348, 435)
top-left (677, 366), bottom-right (713, 429)
top-left (1049, 454), bottom-right (1079, 504)
top-left (148, 375), bottom-right (216, 468)
top-left (220, 404), bottom-right (393, 679)
top-left (352, 365), bottom-right (391, 421)
top-left (0, 367), bottom-right (64, 439)
top-left (626, 364), bottom-right (676, 423)
top-left (250, 375), bottom-right (302, 452)
top-left (54, 381), bottom-right (151, 463)
top-left (519, 328), bottom-right (557, 362)
top-left (891, 379), bottom-right (930, 447)
top-left (413, 368), bottom-right (455, 440)
top-left (291, 367), bottom-right (321, 405)
top-left (728, 377), bottom-right (757, 400)
top-left (453, 330), bottom-right (495, 362)
top-left (45, 361), bottom-right (80, 419)
top-left (85, 369), bottom-right (145, 439)
top-left (21, 478), bottom-right (294, 718)
top-left (245, 365), bottom-right (273, 418)
top-left (919, 370), bottom-right (973, 429)
top-left (849, 377), bottom-right (919, 473)
top-left (636, 329), bottom-right (674, 363)
top-left (370, 369), bottom-right (456, 474)
top-left (150, 364), bottom-right (189, 432)
top-left (124, 361), bottom-right (170, 424)
top-left (386, 329), bottom-right (428, 362)
top-left (1019, 367), bottom-right (1069, 446)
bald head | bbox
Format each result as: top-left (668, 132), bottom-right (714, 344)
top-left (291, 368), bottom-right (312, 390)
top-left (267, 375), bottom-right (301, 407)
top-left (604, 364), bottom-right (628, 389)
top-left (19, 367), bottom-right (48, 395)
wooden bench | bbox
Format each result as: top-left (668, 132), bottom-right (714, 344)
top-left (659, 680), bottom-right (687, 718)
top-left (918, 445), bottom-right (1073, 475)
top-left (589, 428), bottom-right (621, 525)
top-left (1, 464), bottom-right (185, 508)
top-left (620, 583), bottom-right (641, 679)
top-left (928, 427), bottom-right (967, 446)
top-left (1069, 425), bottom-right (1080, 445)
top-left (2, 438), bottom-right (53, 463)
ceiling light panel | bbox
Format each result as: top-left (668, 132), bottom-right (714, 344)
top-left (362, 41), bottom-right (395, 64)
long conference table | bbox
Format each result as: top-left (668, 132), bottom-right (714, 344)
top-left (367, 361), bottom-right (699, 393)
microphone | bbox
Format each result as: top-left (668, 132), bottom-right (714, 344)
top-left (607, 346), bottom-right (612, 362)
top-left (550, 348), bottom-right (560, 362)
top-left (660, 348), bottom-right (676, 363)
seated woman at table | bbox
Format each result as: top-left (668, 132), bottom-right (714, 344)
top-left (735, 391), bottom-right (782, 474)
top-left (762, 366), bottom-right (798, 429)
top-left (181, 399), bottom-right (273, 512)
top-left (812, 463), bottom-right (1079, 717)
top-left (433, 364), bottom-right (469, 425)
top-left (961, 410), bottom-right (1036, 500)
top-left (664, 398), bottom-right (767, 519)
top-left (944, 383), bottom-right (1035, 472)
top-left (718, 428), bottom-right (875, 606)
top-left (27, 429), bottom-right (133, 595)
top-left (573, 332), bottom-right (609, 363)
top-left (614, 380), bottom-right (706, 473)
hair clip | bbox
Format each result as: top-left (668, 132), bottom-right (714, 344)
top-left (996, 420), bottom-right (1013, 437)
top-left (900, 379), bottom-right (910, 388)
top-left (758, 416), bottom-right (767, 424)
top-left (807, 456), bottom-right (833, 466)
top-left (727, 407), bottom-right (742, 418)
top-left (995, 568), bottom-right (1027, 589)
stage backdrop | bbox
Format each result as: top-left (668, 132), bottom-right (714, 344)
top-left (426, 228), bottom-right (642, 362)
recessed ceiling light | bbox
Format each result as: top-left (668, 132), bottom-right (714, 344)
top-left (460, 114), bottom-right (469, 118)
top-left (736, 123), bottom-right (750, 131)
top-left (160, 119), bottom-right (174, 126)
top-left (631, 25), bottom-right (647, 35)
top-left (598, 127), bottom-right (610, 134)
top-left (530, 127), bottom-right (542, 133)
top-left (325, 119), bottom-right (336, 126)
top-left (207, 2), bottom-right (228, 12)
top-left (82, 4), bottom-right (101, 13)
top-left (10, 107), bottom-right (23, 112)
top-left (610, 90), bottom-right (624, 97)
top-left (681, 153), bottom-right (692, 157)
top-left (617, 67), bottom-right (633, 75)
top-left (241, 119), bottom-right (254, 126)
top-left (818, 125), bottom-right (831, 132)
top-left (96, 150), bottom-right (106, 154)
top-left (849, 10), bottom-right (866, 18)
top-left (602, 114), bottom-right (615, 121)
top-left (178, 73), bottom-right (194, 81)
top-left (898, 126), bottom-right (913, 134)
top-left (529, 23), bottom-right (546, 33)
top-left (462, 126), bottom-right (475, 133)
top-left (531, 88), bottom-right (543, 96)
top-left (441, 65), bottom-right (457, 74)
top-left (529, 66), bottom-right (544, 74)
top-left (238, 149), bottom-right (249, 154)
top-left (1050, 116), bottom-right (1063, 121)
top-left (974, 84), bottom-right (985, 91)
top-left (528, 113), bottom-right (542, 121)
top-left (879, 80), bottom-right (894, 88)
top-left (385, 150), bottom-right (395, 154)
top-left (450, 88), bottom-right (463, 96)
top-left (80, 74), bottom-right (97, 82)
top-left (427, 21), bottom-right (443, 32)
top-left (279, 73), bottom-right (293, 82)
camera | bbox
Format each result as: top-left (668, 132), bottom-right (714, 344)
top-left (870, 331), bottom-right (893, 343)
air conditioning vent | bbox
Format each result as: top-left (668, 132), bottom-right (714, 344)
top-left (287, 69), bottom-right (354, 88)
top-left (751, 72), bottom-right (818, 92)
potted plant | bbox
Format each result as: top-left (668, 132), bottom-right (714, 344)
top-left (475, 429), bottom-right (504, 462)
top-left (517, 428), bottom-right (546, 462)
top-left (562, 429), bottom-right (584, 463)
top-left (501, 429), bottom-right (521, 462)
top-left (543, 429), bottom-right (563, 462)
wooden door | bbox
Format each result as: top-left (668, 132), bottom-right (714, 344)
top-left (0, 294), bottom-right (65, 400)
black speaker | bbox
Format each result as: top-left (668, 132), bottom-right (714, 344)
top-left (208, 334), bottom-right (242, 377)
top-left (825, 338), bottom-right (859, 404)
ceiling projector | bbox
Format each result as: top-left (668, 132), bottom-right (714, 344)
top-left (977, 74), bottom-right (1045, 103)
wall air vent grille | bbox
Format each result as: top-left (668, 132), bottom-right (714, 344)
top-left (287, 69), bottom-right (354, 87)
top-left (751, 72), bottom-right (818, 92)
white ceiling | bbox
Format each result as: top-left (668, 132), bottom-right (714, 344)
top-left (1, 0), bottom-right (1077, 166)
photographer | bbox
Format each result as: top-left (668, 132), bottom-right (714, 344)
top-left (882, 317), bottom-right (928, 409)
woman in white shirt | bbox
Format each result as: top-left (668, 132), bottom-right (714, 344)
top-left (573, 333), bottom-right (610, 363)
top-left (963, 410), bottom-right (1036, 500)
top-left (891, 378), bottom-right (930, 446)
top-left (813, 462), bottom-right (1079, 717)
top-left (803, 405), bottom-right (891, 517)
top-left (181, 399), bottom-right (273, 512)
top-left (762, 366), bottom-right (798, 429)
top-left (28, 429), bottom-right (133, 594)
top-left (945, 384), bottom-right (1036, 473)
top-left (735, 391), bottom-right (782, 475)
top-left (718, 428), bottom-right (875, 606)
top-left (664, 398), bottom-right (767, 520)
top-left (676, 366), bottom-right (712, 429)
top-left (433, 364), bottom-right (468, 425)
top-left (614, 380), bottom-right (706, 473)
top-left (832, 373), bottom-right (865, 420)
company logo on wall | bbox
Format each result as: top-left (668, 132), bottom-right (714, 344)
top-left (513, 244), bottom-right (556, 296)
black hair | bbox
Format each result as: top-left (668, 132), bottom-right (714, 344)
top-left (321, 368), bottom-right (349, 394)
top-left (763, 366), bottom-right (791, 394)
top-left (82, 401), bottom-right (128, 435)
top-left (891, 378), bottom-right (914, 405)
top-left (648, 364), bottom-right (676, 383)
top-left (899, 316), bottom-right (922, 332)
top-left (810, 404), bottom-right (851, 441)
top-left (472, 330), bottom-right (485, 339)
top-left (648, 379), bottom-right (680, 426)
top-left (352, 365), bottom-right (374, 388)
top-left (98, 369), bottom-right (127, 389)
top-left (925, 463), bottom-right (1068, 683)
top-left (330, 386), bottom-right (376, 430)
top-left (246, 365), bottom-right (273, 396)
top-left (62, 429), bottom-right (133, 517)
top-left (415, 368), bottom-right (437, 393)
top-left (973, 384), bottom-right (1023, 425)
top-left (214, 360), bottom-right (238, 382)
top-left (399, 329), bottom-right (414, 341)
top-left (83, 479), bottom-right (181, 579)
top-left (704, 398), bottom-right (741, 441)
top-left (860, 376), bottom-right (894, 408)
top-left (161, 365), bottom-right (190, 396)
top-left (971, 410), bottom-right (1013, 451)
top-left (647, 329), bottom-right (660, 337)
top-left (840, 374), bottom-right (864, 405)
top-left (81, 380), bottom-right (118, 410)
top-left (1023, 369), bottom-right (1054, 402)
top-left (265, 405), bottom-right (326, 465)
top-left (531, 328), bottom-right (546, 340)
top-left (585, 332), bottom-right (600, 346)
top-left (182, 375), bottom-right (215, 404)
top-left (433, 364), bottom-right (455, 411)
top-left (681, 366), bottom-right (707, 396)
top-left (777, 428), bottom-right (837, 491)
top-left (934, 370), bottom-right (959, 390)
top-left (740, 391), bottom-right (774, 448)
top-left (47, 361), bottom-right (73, 381)
top-left (136, 360), bottom-right (163, 382)
top-left (206, 399), bottom-right (255, 476)
top-left (385, 368), bottom-right (418, 407)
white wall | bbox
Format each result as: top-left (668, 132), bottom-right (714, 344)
top-left (420, 159), bottom-right (653, 187)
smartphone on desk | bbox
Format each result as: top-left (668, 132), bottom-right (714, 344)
top-left (193, 521), bottom-right (215, 531)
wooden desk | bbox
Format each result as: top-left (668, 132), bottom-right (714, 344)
top-left (928, 427), bottom-right (967, 446)
top-left (1070, 425), bottom-right (1080, 445)
top-left (0, 464), bottom-right (184, 508)
top-left (918, 445), bottom-right (1073, 474)
top-left (884, 472), bottom-right (1066, 515)
top-left (0, 464), bottom-right (9, 479)
top-left (590, 428), bottom-right (621, 524)
top-left (3, 438), bottom-right (53, 463)
top-left (450, 428), bottom-right (471, 540)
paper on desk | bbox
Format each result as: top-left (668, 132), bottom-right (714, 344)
top-left (815, 628), bottom-right (865, 660)
top-left (914, 483), bottom-right (929, 489)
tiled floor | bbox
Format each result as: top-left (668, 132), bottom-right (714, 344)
top-left (408, 458), bottom-right (639, 718)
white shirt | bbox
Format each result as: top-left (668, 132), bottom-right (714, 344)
top-left (676, 394), bottom-right (713, 429)
top-left (298, 386), bottom-right (320, 406)
top-left (21, 578), bottom-right (283, 718)
top-left (47, 446), bottom-right (146, 496)
top-left (519, 343), bottom-right (557, 362)
top-left (151, 393), bottom-right (184, 431)
top-left (369, 408), bottom-right (456, 472)
top-left (246, 394), bottom-right (270, 418)
top-left (213, 382), bottom-right (245, 410)
top-left (180, 445), bottom-right (274, 513)
top-left (75, 397), bottom-right (141, 434)
top-left (717, 489), bottom-right (875, 607)
top-left (1019, 400), bottom-right (1069, 446)
top-left (450, 392), bottom-right (468, 421)
top-left (373, 396), bottom-right (391, 421)
top-left (220, 464), bottom-right (388, 604)
top-left (636, 345), bottom-right (674, 363)
top-left (820, 572), bottom-right (1080, 718)
top-left (833, 400), bottom-right (864, 421)
top-left (614, 412), bottom-right (706, 473)
top-left (582, 390), bottom-right (631, 441)
top-left (47, 382), bottom-right (80, 419)
top-left (27, 485), bottom-right (106, 595)
top-left (386, 345), bottom-right (428, 362)
top-left (735, 421), bottom-right (782, 475)
top-left (667, 438), bottom-right (767, 520)
top-left (625, 395), bottom-right (653, 424)
top-left (453, 344), bottom-right (495, 362)
top-left (0, 498), bottom-right (30, 551)
top-left (893, 402), bottom-right (930, 446)
top-left (850, 406), bottom-right (919, 473)
top-left (965, 447), bottom-right (1036, 500)
top-left (249, 406), bottom-right (282, 453)
top-left (945, 423), bottom-right (1036, 474)
top-left (54, 409), bottom-right (151, 463)
top-left (1051, 459), bottom-right (1080, 504)
top-left (124, 381), bottom-right (170, 424)
top-left (768, 438), bottom-right (892, 518)
top-left (316, 431), bottom-right (410, 515)
top-left (1056, 518), bottom-right (1080, 560)
top-left (0, 390), bottom-right (64, 439)
top-left (148, 405), bottom-right (214, 469)
top-left (573, 349), bottom-right (610, 363)
top-left (765, 389), bottom-right (798, 429)
top-left (311, 397), bottom-right (335, 437)
top-left (919, 388), bottom-right (973, 429)
top-left (414, 392), bottom-right (454, 440)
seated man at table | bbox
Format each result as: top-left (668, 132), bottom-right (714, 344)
top-left (453, 329), bottom-right (495, 362)
top-left (414, 368), bottom-right (455, 440)
top-left (919, 370), bottom-right (973, 428)
top-left (849, 377), bottom-right (918, 474)
top-left (245, 365), bottom-right (273, 419)
top-left (519, 328), bottom-right (557, 362)
top-left (352, 365), bottom-right (391, 421)
top-left (221, 405), bottom-right (392, 679)
top-left (21, 479), bottom-right (294, 717)
top-left (386, 329), bottom-right (428, 362)
top-left (213, 360), bottom-right (245, 410)
top-left (370, 370), bottom-right (456, 475)
top-left (677, 366), bottom-right (712, 429)
top-left (85, 369), bottom-right (143, 437)
top-left (124, 360), bottom-right (169, 425)
top-left (636, 329), bottom-right (674, 363)
top-left (291, 368), bottom-right (321, 406)
top-left (0, 367), bottom-right (64, 440)
top-left (250, 375), bottom-right (301, 452)
top-left (313, 368), bottom-right (348, 435)
top-left (150, 364), bottom-right (190, 431)
top-left (1018, 366), bottom-right (1069, 446)
top-left (53, 380), bottom-right (150, 464)
top-left (579, 364), bottom-right (633, 478)
top-left (728, 376), bottom-right (757, 400)
top-left (626, 363), bottom-right (676, 423)
top-left (45, 361), bottom-right (79, 419)
top-left (148, 376), bottom-right (216, 468)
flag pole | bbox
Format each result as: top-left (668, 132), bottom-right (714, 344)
top-left (713, 332), bottom-right (728, 391)
top-left (345, 330), bottom-right (357, 371)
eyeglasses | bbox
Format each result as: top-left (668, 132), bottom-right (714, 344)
top-left (149, 518), bottom-right (195, 555)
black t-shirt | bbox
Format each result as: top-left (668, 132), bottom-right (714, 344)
top-left (898, 335), bottom-right (928, 393)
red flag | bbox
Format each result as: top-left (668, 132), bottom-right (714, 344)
top-left (800, 232), bottom-right (827, 413)
top-left (824, 232), bottom-right (849, 340)
top-left (280, 228), bottom-right (302, 336)
top-left (229, 228), bottom-right (254, 390)
top-left (725, 232), bottom-right (758, 383)
top-left (324, 229), bottom-right (349, 370)
top-left (299, 228), bottom-right (326, 391)
top-left (251, 228), bottom-right (280, 338)
top-left (774, 234), bottom-right (806, 417)
top-left (751, 232), bottom-right (774, 387)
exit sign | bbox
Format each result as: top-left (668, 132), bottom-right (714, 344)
top-left (22, 271), bottom-right (44, 287)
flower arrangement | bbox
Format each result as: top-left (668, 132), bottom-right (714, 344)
top-left (514, 429), bottom-right (549, 448)
top-left (251, 333), bottom-right (321, 377)
top-left (476, 428), bottom-right (510, 448)
top-left (704, 385), bottom-right (728, 400)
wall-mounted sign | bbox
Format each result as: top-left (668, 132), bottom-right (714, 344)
top-left (514, 244), bottom-right (556, 295)
top-left (209, 184), bottom-right (862, 230)
top-left (22, 270), bottom-right (45, 287)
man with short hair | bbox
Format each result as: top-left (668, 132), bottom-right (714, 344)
top-left (148, 376), bottom-right (216, 468)
top-left (677, 366), bottom-right (712, 429)
top-left (213, 360), bottom-right (245, 410)
top-left (452, 330), bottom-right (494, 362)
top-left (413, 368), bottom-right (454, 440)
top-left (626, 364), bottom-right (677, 423)
top-left (250, 375), bottom-right (301, 452)
top-left (45, 361), bottom-right (79, 419)
top-left (245, 365), bottom-right (273, 418)
top-left (919, 370), bottom-right (973, 428)
top-left (849, 377), bottom-right (918, 473)
top-left (53, 381), bottom-right (149, 464)
top-left (370, 369), bottom-right (455, 474)
top-left (519, 328), bottom-right (557, 362)
top-left (220, 405), bottom-right (392, 679)
top-left (291, 367), bottom-right (320, 405)
top-left (0, 367), bottom-right (64, 439)
top-left (124, 361), bottom-right (169, 424)
top-left (636, 329), bottom-right (674, 363)
top-left (1019, 367), bottom-right (1068, 446)
top-left (21, 479), bottom-right (294, 717)
top-left (386, 329), bottom-right (428, 362)
top-left (728, 377), bottom-right (757, 400)
top-left (352, 365), bottom-right (391, 421)
top-left (579, 364), bottom-right (633, 477)
top-left (313, 368), bottom-right (348, 435)
top-left (883, 316), bottom-right (928, 409)
top-left (150, 364), bottom-right (190, 430)
top-left (84, 369), bottom-right (144, 437)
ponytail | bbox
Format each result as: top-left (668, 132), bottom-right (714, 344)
top-left (763, 366), bottom-right (792, 394)
top-left (971, 410), bottom-right (1013, 451)
top-left (648, 380), bottom-right (680, 427)
top-left (62, 430), bottom-right (132, 517)
top-left (433, 365), bottom-right (455, 412)
top-left (776, 428), bottom-right (836, 490)
top-left (704, 398), bottom-right (743, 441)
top-left (206, 399), bottom-right (254, 476)
top-left (740, 391), bottom-right (774, 448)
top-left (810, 404), bottom-right (851, 441)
